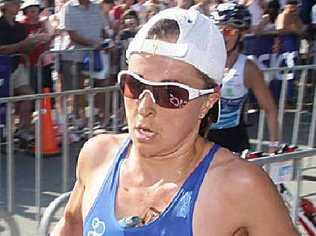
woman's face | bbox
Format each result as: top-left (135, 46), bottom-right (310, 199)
top-left (218, 25), bottom-right (240, 52)
top-left (25, 6), bottom-right (40, 21)
top-left (124, 54), bottom-right (216, 157)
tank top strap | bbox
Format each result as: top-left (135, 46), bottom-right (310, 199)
top-left (83, 137), bottom-right (131, 227)
top-left (179, 144), bottom-right (220, 194)
top-left (163, 143), bottom-right (221, 227)
top-left (108, 137), bottom-right (131, 190)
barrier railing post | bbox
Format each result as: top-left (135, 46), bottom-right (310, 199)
top-left (35, 98), bottom-right (42, 224)
top-left (6, 101), bottom-right (14, 213)
top-left (291, 69), bottom-right (307, 145)
top-left (87, 93), bottom-right (95, 138)
top-left (256, 110), bottom-right (265, 151)
top-left (62, 96), bottom-right (69, 193)
top-left (278, 69), bottom-right (289, 142)
top-left (88, 50), bottom-right (95, 138)
top-left (308, 85), bottom-right (316, 148)
top-left (292, 158), bottom-right (302, 224)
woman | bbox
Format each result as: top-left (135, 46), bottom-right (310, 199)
top-left (208, 2), bottom-right (279, 153)
top-left (51, 8), bottom-right (297, 236)
top-left (254, 0), bottom-right (280, 34)
top-left (19, 0), bottom-right (55, 93)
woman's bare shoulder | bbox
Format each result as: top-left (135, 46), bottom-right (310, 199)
top-left (205, 147), bottom-right (274, 197)
top-left (77, 133), bottom-right (129, 183)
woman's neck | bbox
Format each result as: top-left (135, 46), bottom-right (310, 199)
top-left (226, 49), bottom-right (239, 69)
top-left (126, 135), bottom-right (206, 186)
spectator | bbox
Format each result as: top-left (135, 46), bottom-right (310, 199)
top-left (19, 0), bottom-right (56, 93)
top-left (299, 0), bottom-right (314, 26)
top-left (111, 0), bottom-right (136, 34)
top-left (176, 0), bottom-right (194, 9)
top-left (102, 0), bottom-right (115, 38)
top-left (143, 2), bottom-right (159, 22)
top-left (275, 0), bottom-right (305, 34)
top-left (239, 0), bottom-right (264, 30)
top-left (190, 0), bottom-right (212, 16)
top-left (59, 0), bottom-right (106, 129)
top-left (131, 0), bottom-right (146, 23)
top-left (0, 0), bottom-right (41, 140)
top-left (254, 0), bottom-right (280, 34)
top-left (118, 9), bottom-right (140, 70)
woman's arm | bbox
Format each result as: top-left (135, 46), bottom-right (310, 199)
top-left (244, 59), bottom-right (279, 151)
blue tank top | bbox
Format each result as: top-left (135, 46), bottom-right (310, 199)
top-left (83, 138), bottom-right (220, 236)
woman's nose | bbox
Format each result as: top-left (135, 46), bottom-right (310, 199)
top-left (137, 90), bottom-right (156, 117)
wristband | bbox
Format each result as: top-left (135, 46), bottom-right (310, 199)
top-left (269, 141), bottom-right (279, 148)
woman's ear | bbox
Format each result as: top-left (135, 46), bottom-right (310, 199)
top-left (199, 93), bottom-right (220, 119)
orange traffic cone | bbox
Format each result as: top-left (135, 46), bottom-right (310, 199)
top-left (37, 87), bottom-right (60, 156)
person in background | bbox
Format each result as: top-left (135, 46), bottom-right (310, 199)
top-left (275, 0), bottom-right (305, 34)
top-left (254, 0), bottom-right (280, 34)
top-left (59, 0), bottom-right (106, 130)
top-left (190, 0), bottom-right (212, 16)
top-left (208, 2), bottom-right (279, 154)
top-left (19, 0), bottom-right (56, 93)
top-left (176, 0), bottom-right (194, 10)
top-left (51, 8), bottom-right (297, 236)
top-left (0, 0), bottom-right (42, 141)
top-left (102, 0), bottom-right (115, 38)
top-left (143, 2), bottom-right (159, 22)
top-left (131, 0), bottom-right (146, 24)
top-left (239, 0), bottom-right (264, 32)
top-left (111, 0), bottom-right (136, 35)
top-left (118, 9), bottom-right (140, 70)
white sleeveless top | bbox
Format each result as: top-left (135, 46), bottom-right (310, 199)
top-left (212, 54), bottom-right (249, 129)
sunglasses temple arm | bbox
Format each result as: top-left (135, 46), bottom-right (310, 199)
top-left (199, 88), bottom-right (216, 96)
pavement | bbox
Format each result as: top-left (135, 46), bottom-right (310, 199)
top-left (0, 110), bottom-right (315, 236)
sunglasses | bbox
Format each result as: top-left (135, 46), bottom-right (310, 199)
top-left (118, 70), bottom-right (219, 109)
top-left (220, 27), bottom-right (239, 37)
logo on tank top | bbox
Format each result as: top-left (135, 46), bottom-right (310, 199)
top-left (88, 217), bottom-right (106, 236)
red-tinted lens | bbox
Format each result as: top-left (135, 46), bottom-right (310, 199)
top-left (119, 73), bottom-right (144, 99)
top-left (120, 72), bottom-right (189, 109)
top-left (153, 84), bottom-right (189, 109)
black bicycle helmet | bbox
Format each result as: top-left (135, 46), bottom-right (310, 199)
top-left (210, 2), bottom-right (251, 30)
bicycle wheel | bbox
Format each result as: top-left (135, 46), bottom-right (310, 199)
top-left (38, 192), bottom-right (71, 236)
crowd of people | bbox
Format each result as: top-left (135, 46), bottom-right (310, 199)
top-left (0, 0), bottom-right (315, 143)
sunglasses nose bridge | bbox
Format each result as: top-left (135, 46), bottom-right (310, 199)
top-left (138, 89), bottom-right (157, 104)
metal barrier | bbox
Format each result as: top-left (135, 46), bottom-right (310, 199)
top-left (1, 49), bottom-right (315, 234)
top-left (0, 47), bottom-right (122, 236)
top-left (250, 148), bottom-right (316, 224)
top-left (0, 53), bottom-right (31, 235)
top-left (37, 148), bottom-right (316, 235)
top-left (250, 64), bottom-right (316, 150)
top-left (0, 85), bottom-right (121, 226)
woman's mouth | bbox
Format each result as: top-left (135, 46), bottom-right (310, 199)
top-left (134, 127), bottom-right (156, 142)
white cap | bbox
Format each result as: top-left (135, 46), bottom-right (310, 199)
top-left (21, 0), bottom-right (40, 9)
top-left (126, 8), bottom-right (227, 84)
